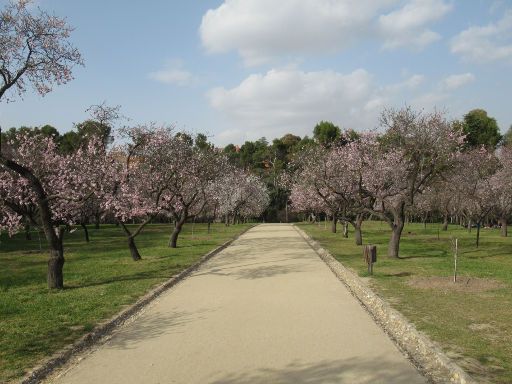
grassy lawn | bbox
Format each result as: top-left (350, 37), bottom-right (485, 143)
top-left (299, 220), bottom-right (512, 384)
top-left (0, 222), bottom-right (251, 383)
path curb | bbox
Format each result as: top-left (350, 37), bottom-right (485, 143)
top-left (294, 225), bottom-right (476, 384)
top-left (21, 225), bottom-right (255, 384)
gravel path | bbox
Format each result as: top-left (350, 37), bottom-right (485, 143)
top-left (49, 224), bottom-right (426, 384)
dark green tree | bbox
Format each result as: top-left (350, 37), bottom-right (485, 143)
top-left (59, 131), bottom-right (81, 154)
top-left (462, 109), bottom-right (501, 149)
top-left (313, 121), bottom-right (341, 147)
top-left (223, 143), bottom-right (241, 164)
top-left (1, 125), bottom-right (60, 147)
top-left (195, 133), bottom-right (213, 151)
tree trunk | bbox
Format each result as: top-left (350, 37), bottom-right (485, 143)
top-left (120, 222), bottom-right (143, 261)
top-left (331, 215), bottom-right (337, 233)
top-left (442, 214), bottom-right (449, 231)
top-left (94, 212), bottom-right (100, 229)
top-left (81, 223), bottom-right (90, 243)
top-left (342, 222), bottom-right (348, 238)
top-left (24, 222), bottom-right (32, 240)
top-left (353, 215), bottom-right (363, 246)
top-left (476, 222), bottom-right (481, 248)
top-left (48, 247), bottom-right (65, 289)
top-left (500, 217), bottom-right (508, 237)
top-left (388, 214), bottom-right (404, 258)
top-left (388, 223), bottom-right (403, 258)
top-left (207, 220), bottom-right (211, 234)
top-left (127, 236), bottom-right (142, 261)
top-left (47, 228), bottom-right (65, 289)
top-left (169, 211), bottom-right (187, 248)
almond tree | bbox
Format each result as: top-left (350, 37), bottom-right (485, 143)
top-left (324, 137), bottom-right (377, 244)
top-left (164, 138), bottom-right (224, 248)
top-left (363, 108), bottom-right (464, 258)
top-left (0, 0), bottom-right (82, 101)
top-left (290, 137), bottom-right (371, 244)
top-left (214, 166), bottom-right (269, 224)
top-left (451, 148), bottom-right (499, 247)
top-left (103, 125), bottom-right (176, 260)
top-left (492, 147), bottom-right (512, 237)
top-left (0, 133), bottom-right (106, 288)
top-left (288, 146), bottom-right (346, 233)
top-left (0, 0), bottom-right (84, 289)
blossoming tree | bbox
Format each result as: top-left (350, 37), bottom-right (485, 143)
top-left (363, 108), bottom-right (464, 257)
top-left (0, 133), bottom-right (107, 288)
top-left (0, 0), bottom-right (82, 101)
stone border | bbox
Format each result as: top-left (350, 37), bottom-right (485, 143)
top-left (293, 225), bottom-right (475, 384)
top-left (21, 225), bottom-right (255, 384)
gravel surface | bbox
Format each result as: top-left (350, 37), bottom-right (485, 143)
top-left (47, 224), bottom-right (427, 384)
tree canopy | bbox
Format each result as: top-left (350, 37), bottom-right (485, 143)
top-left (462, 109), bottom-right (501, 149)
top-left (313, 121), bottom-right (341, 147)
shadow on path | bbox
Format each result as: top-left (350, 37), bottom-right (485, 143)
top-left (106, 307), bottom-right (216, 350)
top-left (212, 357), bottom-right (422, 384)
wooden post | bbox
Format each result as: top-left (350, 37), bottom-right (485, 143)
top-left (453, 238), bottom-right (458, 283)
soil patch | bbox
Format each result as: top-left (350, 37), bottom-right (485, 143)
top-left (407, 276), bottom-right (505, 293)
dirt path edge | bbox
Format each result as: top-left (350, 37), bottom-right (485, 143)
top-left (294, 225), bottom-right (476, 384)
top-left (20, 225), bottom-right (255, 384)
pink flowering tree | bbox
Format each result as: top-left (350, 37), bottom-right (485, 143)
top-left (103, 125), bottom-right (177, 260)
top-left (0, 0), bottom-right (82, 101)
top-left (492, 147), bottom-right (512, 237)
top-left (450, 148), bottom-right (500, 246)
top-left (362, 108), bottom-right (464, 258)
top-left (0, 133), bottom-right (107, 289)
top-left (289, 182), bottom-right (328, 222)
top-left (288, 146), bottom-right (346, 233)
top-left (213, 166), bottom-right (269, 224)
top-left (164, 139), bottom-right (226, 248)
top-left (324, 137), bottom-right (378, 244)
top-left (289, 139), bottom-right (372, 244)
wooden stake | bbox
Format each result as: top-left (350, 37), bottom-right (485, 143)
top-left (454, 238), bottom-right (458, 283)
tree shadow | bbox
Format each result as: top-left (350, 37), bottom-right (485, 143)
top-left (211, 357), bottom-right (426, 384)
top-left (63, 270), bottom-right (174, 290)
top-left (106, 307), bottom-right (216, 350)
top-left (383, 272), bottom-right (413, 277)
top-left (234, 263), bottom-right (309, 280)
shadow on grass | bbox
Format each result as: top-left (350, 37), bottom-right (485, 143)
top-left (383, 272), bottom-right (413, 277)
top-left (63, 270), bottom-right (176, 290)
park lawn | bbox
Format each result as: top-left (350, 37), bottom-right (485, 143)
top-left (299, 221), bottom-right (512, 384)
top-left (0, 222), bottom-right (251, 383)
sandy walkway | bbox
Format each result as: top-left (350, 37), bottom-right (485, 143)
top-left (50, 224), bottom-right (426, 384)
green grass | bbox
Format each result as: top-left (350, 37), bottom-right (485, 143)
top-left (299, 220), bottom-right (512, 384)
top-left (0, 222), bottom-right (251, 383)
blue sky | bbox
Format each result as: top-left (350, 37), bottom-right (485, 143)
top-left (1, 0), bottom-right (512, 145)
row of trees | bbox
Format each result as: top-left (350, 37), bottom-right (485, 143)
top-left (221, 111), bottom-right (511, 223)
top-left (0, 120), bottom-right (269, 288)
top-left (288, 108), bottom-right (512, 258)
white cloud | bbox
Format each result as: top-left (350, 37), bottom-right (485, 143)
top-left (208, 68), bottom-right (385, 141)
top-left (441, 73), bottom-right (475, 90)
top-left (378, 0), bottom-right (452, 50)
top-left (386, 74), bottom-right (425, 92)
top-left (209, 68), bottom-right (481, 144)
top-left (410, 73), bottom-right (475, 110)
top-left (200, 0), bottom-right (449, 66)
top-left (451, 11), bottom-right (512, 63)
top-left (148, 61), bottom-right (194, 86)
